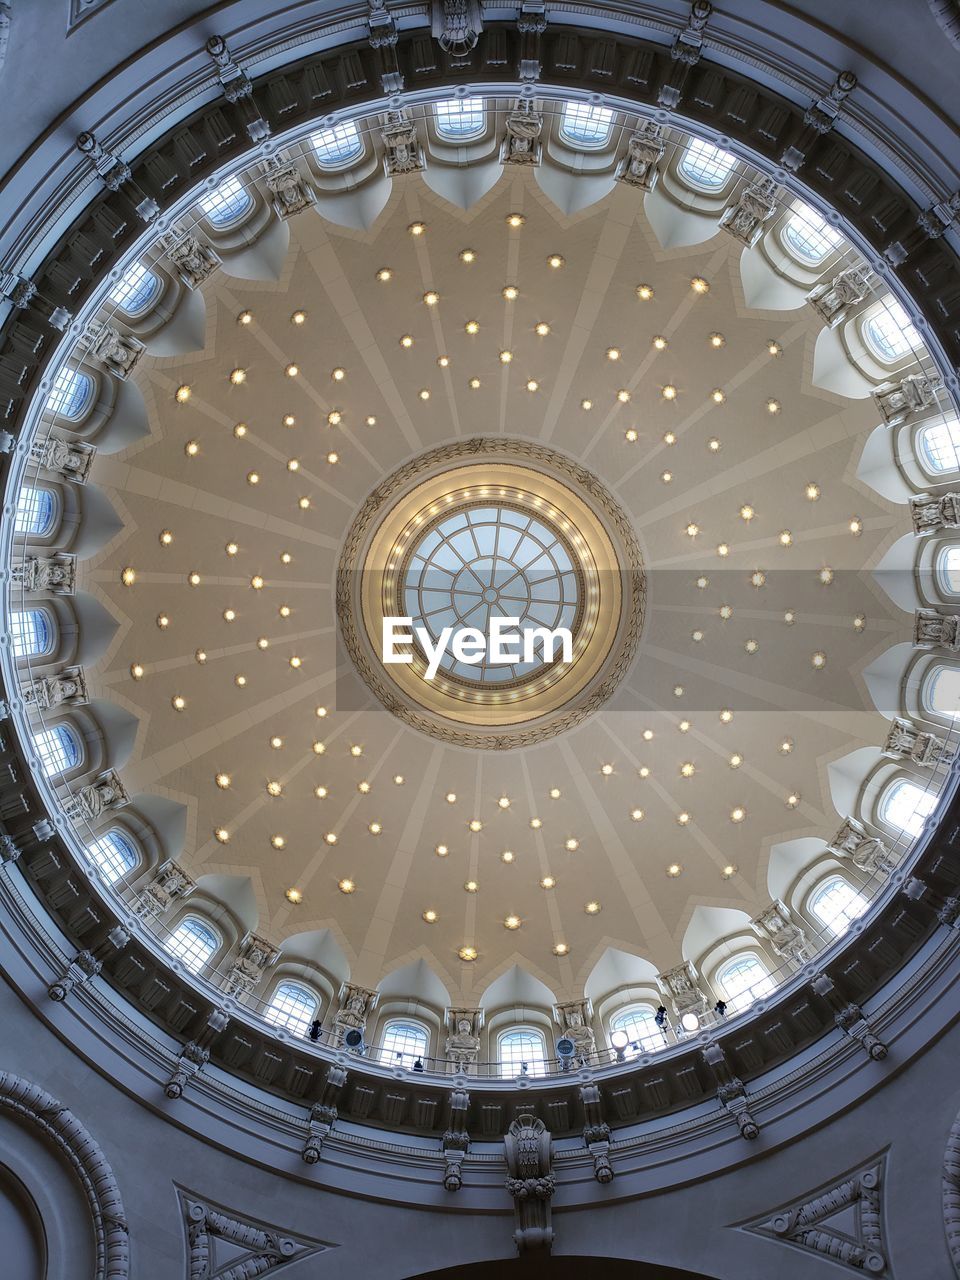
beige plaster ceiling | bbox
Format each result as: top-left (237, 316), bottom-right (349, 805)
top-left (80, 167), bottom-right (907, 1005)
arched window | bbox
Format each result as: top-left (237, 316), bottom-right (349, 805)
top-left (781, 201), bottom-right (843, 265)
top-left (32, 724), bottom-right (81, 777)
top-left (936, 545), bottom-right (960, 596)
top-left (11, 609), bottom-right (52, 658)
top-left (14, 486), bottom-right (56, 537)
top-left (863, 296), bottom-right (923, 363)
top-left (610, 1005), bottom-right (663, 1056)
top-left (497, 1027), bottom-right (548, 1077)
top-left (265, 980), bottom-right (319, 1037)
top-left (715, 953), bottom-right (775, 1014)
top-left (559, 102), bottom-right (614, 148)
top-left (923, 664), bottom-right (960, 719)
top-left (435, 97), bottom-right (485, 140)
top-left (47, 368), bottom-right (93, 420)
top-left (311, 121), bottom-right (363, 168)
top-left (109, 262), bottom-right (161, 315)
top-left (380, 1020), bottom-right (429, 1067)
top-left (918, 419), bottom-right (960, 475)
top-left (808, 874), bottom-right (868, 936)
top-left (677, 138), bottom-right (736, 191)
top-left (165, 916), bottom-right (220, 973)
top-left (87, 830), bottom-right (139, 885)
top-left (199, 176), bottom-right (253, 228)
top-left (879, 777), bottom-right (937, 838)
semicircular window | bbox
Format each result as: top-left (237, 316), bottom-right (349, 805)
top-left (498, 1027), bottom-right (548, 1077)
top-left (610, 1005), bottom-right (663, 1056)
top-left (14, 486), bottom-right (56, 537)
top-left (879, 777), bottom-right (937, 838)
top-left (403, 504), bottom-right (579, 685)
top-left (808, 874), bottom-right (867, 937)
top-left (559, 101), bottom-right (614, 148)
top-left (923, 663), bottom-right (960, 719)
top-left (311, 121), bottom-right (364, 168)
top-left (863, 296), bottom-right (923, 363)
top-left (917, 418), bottom-right (960, 475)
top-left (435, 97), bottom-right (485, 140)
top-left (265, 980), bottom-right (319, 1037)
top-left (32, 724), bottom-right (81, 777)
top-left (781, 201), bottom-right (843, 265)
top-left (380, 1020), bottom-right (429, 1067)
top-left (46, 367), bottom-right (93, 420)
top-left (715, 952), bottom-right (775, 1014)
top-left (109, 261), bottom-right (161, 315)
top-left (165, 915), bottom-right (220, 973)
top-left (199, 175), bottom-right (253, 228)
top-left (677, 138), bottom-right (736, 191)
top-left (11, 609), bottom-right (52, 658)
top-left (936, 544), bottom-right (960, 597)
top-left (87, 830), bottom-right (139, 885)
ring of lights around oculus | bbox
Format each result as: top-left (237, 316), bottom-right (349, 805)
top-left (337, 438), bottom-right (645, 747)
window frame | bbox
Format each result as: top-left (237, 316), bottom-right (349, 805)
top-left (780, 201), bottom-right (843, 266)
top-left (32, 723), bottom-right (82, 778)
top-left (676, 137), bottom-right (737, 193)
top-left (310, 120), bottom-right (365, 170)
top-left (558, 101), bottom-right (615, 150)
top-left (921, 662), bottom-right (960, 720)
top-left (861, 296), bottom-right (923, 365)
top-left (264, 979), bottom-right (320, 1038)
top-left (916, 418), bottom-right (960, 477)
top-left (109, 262), bottom-right (162, 316)
top-left (378, 1018), bottom-right (430, 1067)
top-left (807, 873), bottom-right (868, 937)
top-left (935, 544), bottom-right (960, 598)
top-left (496, 1025), bottom-right (550, 1077)
top-left (198, 175), bottom-right (254, 229)
top-left (86, 829), bottom-right (140, 885)
top-left (165, 915), bottom-right (221, 974)
top-left (609, 1004), bottom-right (664, 1056)
top-left (878, 776), bottom-right (937, 839)
top-left (434, 97), bottom-right (486, 142)
top-left (46, 367), bottom-right (94, 421)
top-left (14, 485), bottom-right (58, 538)
top-left (714, 951), bottom-right (775, 1014)
top-left (11, 608), bottom-right (54, 659)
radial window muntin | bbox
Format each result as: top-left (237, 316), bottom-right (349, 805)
top-left (311, 120), bottom-right (364, 167)
top-left (558, 101), bottom-right (615, 149)
top-left (781, 200), bottom-right (843, 265)
top-left (434, 97), bottom-right (485, 140)
top-left (199, 175), bottom-right (253, 228)
top-left (399, 499), bottom-right (582, 687)
top-left (677, 137), bottom-right (737, 191)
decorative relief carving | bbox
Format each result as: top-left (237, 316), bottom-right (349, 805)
top-left (165, 1008), bottom-right (229, 1099)
top-left (79, 321), bottom-right (143, 379)
top-left (781, 71), bottom-right (857, 172)
top-left (63, 770), bottom-right (128, 824)
top-left (884, 717), bottom-right (951, 769)
top-left (945, 1109), bottom-right (960, 1276)
top-left (131, 859), bottom-right (195, 920)
top-left (223, 933), bottom-right (279, 998)
top-left (828, 818), bottom-right (897, 877)
top-left (261, 155), bottom-right (315, 220)
top-left (807, 267), bottom-right (871, 328)
top-left (911, 491), bottom-right (960, 534)
top-left (445, 1008), bottom-right (482, 1068)
top-left (30, 435), bottom-right (95, 483)
top-left (554, 998), bottom-right (596, 1062)
top-left (432, 0), bottom-right (482, 55)
top-left (23, 665), bottom-right (87, 711)
top-left (68, 0), bottom-right (118, 32)
top-left (380, 110), bottom-right (424, 175)
top-left (178, 1188), bottom-right (331, 1277)
top-left (745, 1156), bottom-right (887, 1274)
top-left (579, 1082), bottom-right (614, 1182)
top-left (873, 373), bottom-right (943, 427)
top-left (915, 608), bottom-right (960, 651)
top-left (159, 228), bottom-right (220, 289)
top-left (752, 900), bottom-right (811, 967)
top-left (811, 973), bottom-right (888, 1062)
top-left (504, 1114), bottom-right (554, 1253)
top-left (48, 924), bottom-right (129, 1002)
top-left (302, 1064), bottom-right (347, 1164)
top-left (658, 959), bottom-right (708, 1020)
top-left (13, 552), bottom-right (76, 593)
top-left (441, 1087), bottom-right (470, 1190)
top-left (615, 123), bottom-right (665, 191)
top-left (719, 177), bottom-right (779, 248)
top-left (333, 982), bottom-right (377, 1045)
top-left (0, 1072), bottom-right (129, 1278)
top-left (501, 100), bottom-right (542, 165)
top-left (703, 1043), bottom-right (759, 1140)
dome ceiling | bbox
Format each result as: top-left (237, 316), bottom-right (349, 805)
top-left (76, 162), bottom-right (907, 1004)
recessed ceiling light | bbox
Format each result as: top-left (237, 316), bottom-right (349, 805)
top-left (130, 663), bottom-right (144, 680)
top-left (195, 649), bottom-right (207, 664)
top-left (535, 322), bottom-right (551, 336)
top-left (709, 332), bottom-right (725, 348)
top-left (504, 914), bottom-right (521, 930)
top-left (541, 876), bottom-right (556, 889)
top-left (549, 787), bottom-right (561, 799)
top-left (437, 356), bottom-right (450, 368)
top-left (786, 793), bottom-right (801, 808)
top-left (854, 614), bottom-right (866, 631)
top-left (547, 254), bottom-right (564, 269)
top-left (691, 628), bottom-right (703, 641)
top-left (175, 385), bottom-right (191, 403)
top-left (458, 946), bottom-right (478, 961)
top-left (631, 807), bottom-right (644, 821)
top-left (506, 213), bottom-right (525, 227)
top-left (325, 453), bottom-right (338, 465)
top-left (291, 310), bottom-right (306, 325)
top-left (358, 781), bottom-right (370, 794)
top-left (350, 744), bottom-right (363, 757)
top-left (626, 429), bottom-right (639, 443)
top-left (460, 248), bottom-right (476, 262)
top-left (315, 785), bottom-right (327, 798)
top-left (652, 335), bottom-right (668, 350)
top-left (722, 864), bottom-right (738, 879)
top-left (156, 614), bottom-right (170, 629)
top-left (607, 347), bottom-right (621, 361)
top-left (468, 819), bottom-right (483, 832)
top-left (767, 339), bottom-right (782, 356)
top-left (215, 827), bottom-right (230, 843)
top-left (469, 377), bottom-right (481, 389)
top-left (376, 267), bottom-right (393, 281)
top-left (338, 878), bottom-right (355, 893)
top-left (223, 608), bottom-right (236, 622)
top-left (729, 753), bottom-right (743, 768)
top-left (680, 761), bottom-right (695, 778)
top-left (617, 388), bottom-right (631, 403)
top-left (423, 290), bottom-right (440, 306)
top-left (730, 806), bottom-right (746, 823)
top-left (465, 320), bottom-right (479, 335)
top-left (435, 844), bottom-right (449, 857)
top-left (498, 796), bottom-right (511, 809)
top-left (499, 350), bottom-right (513, 364)
top-left (285, 888), bottom-right (302, 904)
top-left (271, 834), bottom-right (285, 849)
top-left (709, 437), bottom-right (721, 451)
top-left (581, 399), bottom-right (593, 411)
top-left (526, 379), bottom-right (539, 392)
top-left (423, 909), bottom-right (438, 923)
top-left (811, 651), bottom-right (827, 669)
top-left (229, 368), bottom-right (247, 385)
top-left (667, 862), bottom-right (683, 875)
top-left (234, 674), bottom-right (247, 687)
top-left (552, 942), bottom-right (570, 956)
top-left (267, 780), bottom-right (282, 797)
top-left (246, 471), bottom-right (259, 485)
top-left (636, 283), bottom-right (654, 300)
top-left (502, 285), bottom-right (519, 301)
top-left (501, 850), bottom-right (515, 863)
top-left (849, 517), bottom-right (863, 535)
top-left (419, 389), bottom-right (431, 400)
top-left (584, 901), bottom-right (601, 915)
top-left (686, 522), bottom-right (699, 538)
top-left (779, 738), bottom-right (794, 753)
top-left (394, 774), bottom-right (404, 785)
top-left (324, 832), bottom-right (338, 845)
top-left (600, 763), bottom-right (614, 776)
top-left (284, 414), bottom-right (296, 427)
top-left (369, 821), bottom-right (382, 835)
top-left (642, 729), bottom-right (654, 741)
top-left (399, 334), bottom-right (414, 349)
top-left (331, 367), bottom-right (345, 382)
top-left (676, 813), bottom-right (690, 827)
top-left (805, 482), bottom-right (821, 500)
top-left (446, 791), bottom-right (456, 803)
top-left (171, 695), bottom-right (186, 711)
top-left (233, 423), bottom-right (247, 438)
top-left (819, 567), bottom-right (834, 584)
top-left (121, 566), bottom-right (136, 586)
top-left (767, 399), bottom-right (781, 414)
top-left (690, 277), bottom-right (709, 294)
top-left (530, 817), bottom-right (542, 829)
top-left (464, 880), bottom-right (479, 893)
top-left (565, 838), bottom-right (579, 851)
top-left (662, 384), bottom-right (677, 401)
top-left (216, 773), bottom-right (231, 789)
top-left (408, 222), bottom-right (426, 236)
top-left (185, 440), bottom-right (199, 456)
top-left (740, 504), bottom-right (755, 521)
top-left (711, 388), bottom-right (726, 403)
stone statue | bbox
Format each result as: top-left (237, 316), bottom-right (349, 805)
top-left (80, 321), bottom-right (144, 379)
top-left (914, 608), bottom-right (960, 651)
top-left (223, 933), bottom-right (279, 998)
top-left (63, 771), bottom-right (128, 823)
top-left (23, 666), bottom-right (87, 710)
top-left (616, 123), bottom-right (665, 192)
top-left (752, 901), bottom-right (810, 966)
top-left (159, 228), bottom-right (220, 289)
top-left (380, 111), bottom-right (423, 175)
top-left (806, 267), bottom-right (871, 329)
top-left (333, 983), bottom-right (376, 1045)
top-left (132, 859), bottom-right (196, 919)
top-left (873, 373), bottom-right (943, 427)
top-left (828, 818), bottom-right (897, 877)
top-left (884, 717), bottom-right (951, 769)
top-left (31, 436), bottom-right (95, 483)
top-left (719, 177), bottom-right (779, 248)
top-left (444, 1010), bottom-right (481, 1069)
top-left (262, 158), bottom-right (314, 219)
top-left (555, 999), bottom-right (596, 1062)
top-left (502, 102), bottom-right (542, 165)
top-left (14, 554), bottom-right (76, 593)
top-left (658, 959), bottom-right (709, 1019)
top-left (504, 1114), bottom-right (554, 1253)
top-left (911, 492), bottom-right (960, 534)
top-left (432, 0), bottom-right (482, 55)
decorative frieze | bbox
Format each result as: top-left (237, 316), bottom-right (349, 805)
top-left (165, 1007), bottom-right (229, 1098)
top-left (517, 0), bottom-right (547, 82)
top-left (884, 717), bottom-right (951, 769)
top-left (719, 177), bottom-right (779, 248)
top-left (915, 608), bottom-right (960, 651)
top-left (504, 1113), bottom-right (554, 1253)
top-left (48, 925), bottom-right (129, 1002)
top-left (658, 0), bottom-right (712, 108)
top-left (501, 101), bottom-right (542, 165)
top-left (806, 266), bottom-right (871, 328)
top-left (179, 1188), bottom-right (329, 1272)
top-left (206, 34), bottom-right (270, 140)
top-left (911, 491), bottom-right (960, 535)
top-left (615, 123), bottom-right (665, 192)
top-left (781, 70), bottom-right (857, 172)
top-left (445, 1008), bottom-right (482, 1069)
top-left (76, 130), bottom-right (157, 221)
top-left (828, 817), bottom-right (897, 877)
top-left (812, 973), bottom-right (888, 1061)
top-left (873, 372), bottom-right (943, 427)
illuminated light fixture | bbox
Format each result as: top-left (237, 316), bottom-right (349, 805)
top-left (233, 423), bottom-right (247, 438)
top-left (399, 334), bottom-right (414, 349)
top-left (676, 813), bottom-right (690, 827)
top-left (674, 685), bottom-right (684, 697)
top-left (312, 741), bottom-right (326, 755)
top-left (215, 827), bottom-right (230, 844)
top-left (552, 943), bottom-right (570, 956)
top-left (661, 471), bottom-right (671, 483)
top-left (667, 862), bottom-right (683, 875)
top-left (215, 773), bottom-right (231, 789)
top-left (195, 650), bottom-right (207, 664)
top-left (234, 674), bottom-right (247, 687)
top-left (435, 844), bottom-right (449, 857)
top-left (709, 438), bottom-right (721, 452)
top-left (854, 614), bottom-right (866, 631)
top-left (469, 377), bottom-right (481, 389)
top-left (680, 761), bottom-right (695, 778)
top-left (581, 399), bottom-right (593, 411)
top-left (498, 796), bottom-right (511, 809)
top-left (729, 753), bottom-right (743, 768)
top-left (250, 575), bottom-right (264, 589)
top-left (506, 212), bottom-right (525, 227)
top-left (711, 388), bottom-right (725, 403)
top-left (504, 915), bottom-right (521, 930)
top-left (230, 368), bottom-right (246, 385)
top-left (730, 806), bottom-right (746, 823)
top-left (767, 339), bottom-right (782, 356)
top-left (722, 864), bottom-right (738, 879)
top-left (779, 529), bottom-right (793, 546)
top-left (267, 781), bottom-right (282, 797)
top-left (246, 471), bottom-right (259, 485)
top-left (291, 310), bottom-right (306, 325)
top-left (223, 608), bottom-right (236, 622)
top-left (652, 335), bottom-right (668, 351)
top-left (121, 566), bottom-right (136, 586)
top-left (185, 440), bottom-right (199, 456)
top-left (631, 808), bottom-right (644, 821)
top-left (526, 379), bottom-right (539, 392)
top-left (460, 248), bottom-right (476, 263)
top-left (805, 482), bottom-right (821, 501)
top-left (547, 254), bottom-right (564, 268)
top-left (745, 639), bottom-right (759, 653)
top-left (636, 283), bottom-right (654, 300)
top-left (369, 822), bottom-right (382, 835)
top-left (779, 738), bottom-right (794, 754)
top-left (642, 729), bottom-right (654, 741)
top-left (278, 604), bottom-right (291, 617)
top-left (819, 567), bottom-right (834, 584)
top-left (617, 388), bottom-right (631, 403)
top-left (719, 708), bottom-right (734, 723)
top-left (376, 267), bottom-right (393, 281)
top-left (811, 651), bottom-right (827, 669)
top-left (740, 504), bottom-right (755, 521)
top-left (624, 426), bottom-right (639, 443)
top-left (156, 614), bottom-right (170, 629)
top-left (271, 834), bottom-right (285, 849)
top-left (270, 736), bottom-right (283, 749)
top-left (437, 356), bottom-right (450, 368)
top-left (501, 850), bottom-right (515, 863)
top-left (565, 838), bottom-right (580, 851)
top-left (172, 695), bottom-right (186, 711)
top-left (849, 516), bottom-right (863, 535)
top-left (408, 221), bottom-right (426, 236)
top-left (767, 399), bottom-right (781, 415)
top-left (130, 663), bottom-right (144, 680)
top-left (423, 909), bottom-right (438, 923)
top-left (638, 766), bottom-right (650, 777)
top-left (339, 878), bottom-right (356, 893)
top-left (458, 946), bottom-right (478, 962)
top-left (606, 347), bottom-right (621, 361)
top-left (285, 888), bottom-right (302, 904)
top-left (238, 311), bottom-right (253, 325)
top-left (315, 706), bottom-right (327, 718)
top-left (751, 570), bottom-right (766, 588)
top-left (366, 416), bottom-right (376, 426)
top-left (499, 350), bottom-right (513, 364)
top-left (465, 320), bottom-right (479, 335)
top-left (358, 781), bottom-right (370, 794)
top-left (159, 529), bottom-right (173, 546)
top-left (663, 431), bottom-right (677, 445)
top-left (535, 322), bottom-right (551, 336)
top-left (324, 832), bottom-right (338, 845)
top-left (530, 817), bottom-right (542, 829)
top-left (257, 637), bottom-right (268, 649)
top-left (350, 745), bottom-right (363, 757)
top-left (327, 410), bottom-right (342, 426)
top-left (331, 367), bottom-right (346, 382)
top-left (284, 415), bottom-right (296, 427)
top-left (685, 522), bottom-right (699, 538)
top-left (502, 285), bottom-right (519, 301)
top-left (709, 332), bottom-right (725, 348)
top-left (549, 787), bottom-right (561, 799)
top-left (600, 763), bottom-right (614, 776)
top-left (446, 791), bottom-right (456, 803)
top-left (691, 629), bottom-right (704, 641)
top-left (786, 793), bottom-right (801, 808)
top-left (423, 290), bottom-right (440, 306)
top-left (326, 453), bottom-right (338, 466)
top-left (541, 876), bottom-right (556, 889)
top-left (175, 385), bottom-right (191, 403)
top-left (690, 277), bottom-right (709, 294)
top-left (464, 880), bottom-right (479, 893)
top-left (662, 384), bottom-right (677, 401)
top-left (696, 576), bottom-right (709, 589)
top-left (468, 819), bottom-right (483, 832)
top-left (419, 389), bottom-right (431, 401)
top-left (680, 1012), bottom-right (700, 1033)
top-left (719, 602), bottom-right (733, 618)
